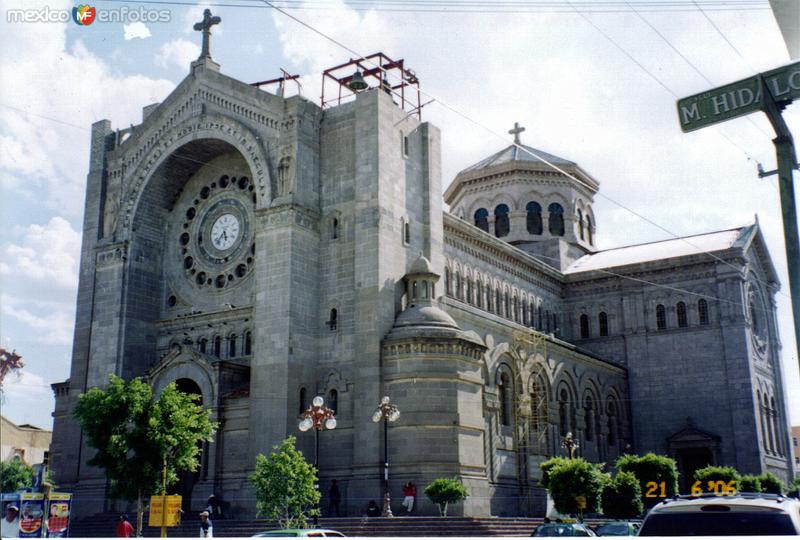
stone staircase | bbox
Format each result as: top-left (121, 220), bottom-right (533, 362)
top-left (69, 514), bottom-right (548, 537)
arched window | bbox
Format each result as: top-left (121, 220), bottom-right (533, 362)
top-left (656, 304), bottom-right (666, 330)
top-left (504, 291), bottom-right (510, 319)
top-left (403, 221), bottom-right (411, 244)
top-left (331, 217), bottom-right (339, 239)
top-left (607, 400), bottom-right (618, 446)
top-left (499, 371), bottom-right (512, 426)
top-left (244, 331), bottom-right (252, 356)
top-left (474, 208), bottom-right (489, 233)
top-left (299, 387), bottom-right (307, 414)
top-left (526, 201), bottom-right (543, 235)
top-left (529, 303), bottom-right (536, 328)
top-left (512, 296), bottom-right (519, 322)
top-left (580, 314), bottom-right (590, 339)
top-left (327, 309), bottom-right (338, 331)
top-left (229, 334), bottom-right (237, 357)
top-left (455, 272), bottom-right (463, 300)
top-left (486, 284), bottom-right (494, 312)
top-left (698, 299), bottom-right (709, 325)
top-left (444, 267), bottom-right (451, 296)
top-left (766, 394), bottom-right (776, 454)
top-left (757, 390), bottom-right (767, 452)
top-left (522, 300), bottom-right (528, 326)
top-left (750, 301), bottom-right (759, 335)
top-left (553, 313), bottom-right (559, 336)
top-left (199, 338), bottom-right (207, 354)
top-left (476, 281), bottom-right (483, 308)
top-left (466, 278), bottom-right (473, 304)
top-left (494, 204), bottom-right (510, 238)
top-left (587, 215), bottom-right (593, 245)
top-left (559, 388), bottom-right (570, 436)
top-left (577, 209), bottom-right (584, 240)
top-left (771, 397), bottom-right (781, 455)
top-left (677, 302), bottom-right (688, 328)
top-left (584, 396), bottom-right (595, 442)
top-left (598, 312), bottom-right (608, 337)
top-left (328, 389), bottom-right (338, 413)
top-left (538, 306), bottom-right (543, 330)
top-left (548, 203), bottom-right (564, 236)
top-left (496, 289), bottom-right (503, 316)
top-left (213, 336), bottom-right (221, 357)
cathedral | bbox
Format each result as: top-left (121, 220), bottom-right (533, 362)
top-left (50, 23), bottom-right (793, 518)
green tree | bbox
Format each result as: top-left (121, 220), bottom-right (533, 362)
top-left (0, 459), bottom-right (34, 492)
top-left (539, 457), bottom-right (572, 490)
top-left (758, 472), bottom-right (785, 494)
top-left (788, 477), bottom-right (800, 497)
top-left (739, 475), bottom-right (762, 493)
top-left (616, 453), bottom-right (679, 508)
top-left (73, 375), bottom-right (216, 534)
top-left (249, 436), bottom-right (320, 528)
top-left (601, 471), bottom-right (643, 519)
top-left (542, 458), bottom-right (609, 517)
top-left (693, 466), bottom-right (741, 493)
top-left (423, 478), bottom-right (469, 516)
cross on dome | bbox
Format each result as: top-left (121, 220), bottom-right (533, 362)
top-left (193, 9), bottom-right (222, 60)
top-left (508, 122), bottom-right (525, 145)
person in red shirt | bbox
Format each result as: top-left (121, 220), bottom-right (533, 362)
top-left (402, 482), bottom-right (417, 513)
top-left (115, 515), bottom-right (134, 538)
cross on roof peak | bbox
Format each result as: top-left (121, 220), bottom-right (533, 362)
top-left (193, 9), bottom-right (221, 60)
top-left (509, 122), bottom-right (525, 145)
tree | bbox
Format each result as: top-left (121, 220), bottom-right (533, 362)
top-left (539, 457), bottom-right (572, 490)
top-left (249, 436), bottom-right (320, 528)
top-left (0, 459), bottom-right (34, 492)
top-left (616, 453), bottom-right (678, 508)
top-left (73, 375), bottom-right (216, 534)
top-left (758, 472), bottom-right (785, 494)
top-left (542, 458), bottom-right (608, 517)
top-left (601, 471), bottom-right (643, 519)
top-left (423, 478), bottom-right (469, 516)
top-left (693, 466), bottom-right (740, 494)
top-left (739, 475), bottom-right (762, 493)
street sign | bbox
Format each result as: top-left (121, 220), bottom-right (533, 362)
top-left (148, 495), bottom-right (182, 527)
top-left (677, 61), bottom-right (800, 132)
top-left (575, 495), bottom-right (587, 510)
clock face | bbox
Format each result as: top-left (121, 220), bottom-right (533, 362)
top-left (211, 214), bottom-right (240, 251)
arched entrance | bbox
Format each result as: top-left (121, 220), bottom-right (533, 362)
top-left (668, 421), bottom-right (720, 492)
top-left (174, 378), bottom-right (204, 512)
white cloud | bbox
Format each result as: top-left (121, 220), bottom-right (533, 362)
top-left (124, 22), bottom-right (152, 41)
top-left (0, 217), bottom-right (81, 291)
top-left (0, 369), bottom-right (55, 429)
top-left (1, 302), bottom-right (74, 346)
top-left (155, 38), bottom-right (200, 70)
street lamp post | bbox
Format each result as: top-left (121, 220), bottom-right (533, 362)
top-left (299, 395), bottom-right (337, 524)
top-left (371, 396), bottom-right (400, 517)
top-left (562, 432), bottom-right (579, 458)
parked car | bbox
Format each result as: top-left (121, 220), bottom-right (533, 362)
top-left (593, 521), bottom-right (639, 536)
top-left (531, 522), bottom-right (597, 536)
top-left (252, 529), bottom-right (346, 537)
top-left (638, 493), bottom-right (800, 536)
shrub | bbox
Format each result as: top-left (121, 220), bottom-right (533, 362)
top-left (601, 471), bottom-right (643, 519)
top-left (0, 459), bottom-right (34, 493)
top-left (544, 458), bottom-right (609, 516)
top-left (739, 475), bottom-right (762, 493)
top-left (616, 453), bottom-right (679, 507)
top-left (539, 457), bottom-right (572, 490)
top-left (758, 472), bottom-right (785, 495)
top-left (693, 466), bottom-right (740, 495)
top-left (423, 478), bottom-right (468, 516)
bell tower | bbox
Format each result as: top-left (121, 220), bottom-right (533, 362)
top-left (444, 124), bottom-right (600, 270)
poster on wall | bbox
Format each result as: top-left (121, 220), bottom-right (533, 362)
top-left (18, 493), bottom-right (45, 538)
top-left (45, 493), bottom-right (72, 538)
top-left (1, 493), bottom-right (22, 538)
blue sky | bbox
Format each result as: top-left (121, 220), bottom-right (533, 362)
top-left (1, 0), bottom-right (798, 432)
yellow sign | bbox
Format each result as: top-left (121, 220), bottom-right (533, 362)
top-left (148, 495), bottom-right (182, 527)
top-left (575, 495), bottom-right (587, 510)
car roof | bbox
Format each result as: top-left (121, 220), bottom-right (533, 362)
top-left (649, 494), bottom-right (798, 513)
top-left (253, 529), bottom-right (343, 536)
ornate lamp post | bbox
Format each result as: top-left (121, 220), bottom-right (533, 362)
top-left (299, 395), bottom-right (337, 524)
top-left (371, 396), bottom-right (400, 517)
top-left (562, 432), bottom-right (579, 458)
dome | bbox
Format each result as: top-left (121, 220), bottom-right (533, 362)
top-left (393, 303), bottom-right (459, 329)
top-left (458, 143), bottom-right (575, 175)
top-left (408, 255), bottom-right (436, 276)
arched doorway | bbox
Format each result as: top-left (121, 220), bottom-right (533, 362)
top-left (174, 378), bottom-right (204, 512)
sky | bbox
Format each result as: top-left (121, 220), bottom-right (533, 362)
top-left (0, 0), bottom-right (798, 433)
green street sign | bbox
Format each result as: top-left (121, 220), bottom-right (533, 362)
top-left (677, 61), bottom-right (800, 132)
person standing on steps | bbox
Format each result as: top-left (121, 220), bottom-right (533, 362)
top-left (115, 514), bottom-right (134, 538)
top-left (328, 479), bottom-right (342, 517)
top-left (402, 482), bottom-right (417, 513)
top-left (199, 511), bottom-right (213, 538)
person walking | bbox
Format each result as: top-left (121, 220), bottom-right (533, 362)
top-left (115, 514), bottom-right (134, 538)
top-left (1, 504), bottom-right (19, 538)
top-left (401, 482), bottom-right (417, 513)
top-left (199, 511), bottom-right (213, 538)
top-left (328, 480), bottom-right (342, 517)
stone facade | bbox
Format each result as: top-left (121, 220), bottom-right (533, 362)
top-left (50, 55), bottom-right (792, 519)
